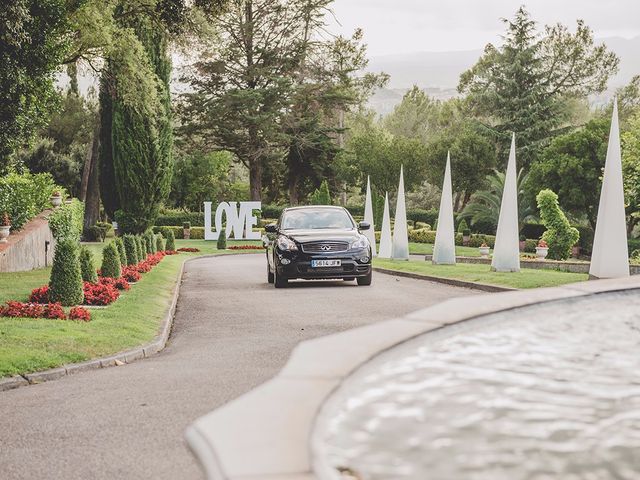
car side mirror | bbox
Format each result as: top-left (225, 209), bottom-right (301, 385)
top-left (359, 221), bottom-right (370, 231)
top-left (265, 223), bottom-right (278, 233)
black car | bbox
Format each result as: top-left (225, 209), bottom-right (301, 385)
top-left (264, 206), bottom-right (373, 288)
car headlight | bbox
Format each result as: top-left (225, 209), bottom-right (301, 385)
top-left (350, 235), bottom-right (369, 250)
top-left (276, 236), bottom-right (298, 251)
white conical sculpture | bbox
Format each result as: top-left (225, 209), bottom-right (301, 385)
top-left (392, 165), bottom-right (409, 260)
top-left (491, 133), bottom-right (521, 272)
top-left (590, 100), bottom-right (630, 279)
top-left (363, 176), bottom-right (377, 256)
top-left (433, 152), bottom-right (456, 264)
top-left (378, 192), bottom-right (392, 258)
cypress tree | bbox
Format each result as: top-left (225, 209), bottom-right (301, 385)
top-left (49, 240), bottom-right (84, 306)
top-left (101, 243), bottom-right (122, 279)
top-left (111, 19), bottom-right (173, 233)
top-left (98, 70), bottom-right (120, 220)
top-left (217, 232), bottom-right (227, 250)
top-left (155, 233), bottom-right (165, 252)
top-left (136, 235), bottom-right (145, 261)
top-left (123, 234), bottom-right (138, 265)
top-left (165, 229), bottom-right (175, 251)
top-left (79, 246), bottom-right (98, 283)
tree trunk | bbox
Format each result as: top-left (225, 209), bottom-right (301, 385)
top-left (288, 172), bottom-right (300, 205)
top-left (83, 131), bottom-right (101, 229)
top-left (249, 158), bottom-right (262, 201)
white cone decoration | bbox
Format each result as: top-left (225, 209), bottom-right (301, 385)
top-left (491, 133), bottom-right (521, 272)
top-left (433, 152), bottom-right (456, 265)
top-left (378, 192), bottom-right (392, 258)
top-left (392, 165), bottom-right (409, 260)
top-left (363, 176), bottom-right (377, 257)
top-left (590, 101), bottom-right (630, 279)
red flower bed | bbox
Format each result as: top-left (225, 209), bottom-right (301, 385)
top-left (69, 306), bottom-right (91, 322)
top-left (228, 245), bottom-right (265, 250)
top-left (121, 266), bottom-right (141, 282)
top-left (177, 247), bottom-right (200, 252)
top-left (0, 301), bottom-right (69, 320)
top-left (99, 276), bottom-right (130, 291)
top-left (83, 281), bottom-right (120, 306)
top-left (29, 285), bottom-right (50, 303)
top-left (164, 250), bottom-right (179, 255)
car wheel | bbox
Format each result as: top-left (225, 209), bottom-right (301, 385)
top-left (356, 271), bottom-right (372, 286)
top-left (274, 258), bottom-right (288, 288)
top-left (267, 262), bottom-right (274, 284)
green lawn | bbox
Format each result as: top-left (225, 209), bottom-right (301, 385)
top-left (407, 242), bottom-right (481, 256)
top-left (0, 240), bottom-right (261, 378)
top-left (373, 258), bottom-right (588, 289)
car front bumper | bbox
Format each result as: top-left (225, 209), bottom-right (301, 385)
top-left (275, 248), bottom-right (372, 280)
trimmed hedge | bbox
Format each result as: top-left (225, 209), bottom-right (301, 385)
top-left (49, 239), bottom-right (84, 306)
top-left (101, 243), bottom-right (122, 279)
top-left (217, 232), bottom-right (227, 250)
top-left (0, 172), bottom-right (58, 231)
top-left (156, 210), bottom-right (204, 227)
top-left (155, 233), bottom-right (165, 252)
top-left (135, 236), bottom-right (145, 261)
top-left (123, 234), bottom-right (139, 266)
top-left (164, 229), bottom-right (175, 251)
top-left (537, 189), bottom-right (579, 260)
top-left (115, 237), bottom-right (127, 265)
top-left (79, 246), bottom-right (98, 283)
top-left (48, 199), bottom-right (85, 241)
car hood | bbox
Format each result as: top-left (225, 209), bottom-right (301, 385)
top-left (282, 229), bottom-right (360, 243)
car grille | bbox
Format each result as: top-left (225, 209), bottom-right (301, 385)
top-left (301, 241), bottom-right (349, 254)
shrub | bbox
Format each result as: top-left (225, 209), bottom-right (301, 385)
top-left (135, 235), bottom-right (145, 261)
top-left (155, 233), bottom-right (165, 252)
top-left (145, 231), bottom-right (157, 254)
top-left (96, 222), bottom-right (113, 238)
top-left (165, 229), bottom-right (176, 251)
top-left (100, 243), bottom-right (121, 279)
top-left (0, 172), bottom-right (58, 230)
top-left (49, 239), bottom-right (84, 306)
top-left (69, 306), bottom-right (91, 322)
top-left (83, 226), bottom-right (103, 242)
top-left (524, 239), bottom-right (538, 253)
top-left (121, 265), bottom-right (141, 282)
top-left (310, 180), bottom-right (331, 205)
top-left (44, 303), bottom-right (66, 319)
top-left (29, 285), bottom-right (50, 303)
top-left (79, 246), bottom-right (98, 283)
top-left (457, 219), bottom-right (469, 234)
top-left (183, 221), bottom-right (191, 229)
top-left (408, 228), bottom-right (436, 244)
top-left (177, 247), bottom-right (199, 252)
top-left (536, 189), bottom-right (580, 261)
top-left (115, 237), bottom-right (127, 265)
top-left (48, 199), bottom-right (85, 241)
top-left (99, 276), bottom-right (130, 291)
top-left (217, 232), bottom-right (227, 250)
top-left (123, 234), bottom-right (139, 265)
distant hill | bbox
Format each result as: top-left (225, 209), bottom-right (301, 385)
top-left (367, 36), bottom-right (640, 115)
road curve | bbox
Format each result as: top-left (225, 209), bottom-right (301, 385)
top-left (0, 254), bottom-right (478, 480)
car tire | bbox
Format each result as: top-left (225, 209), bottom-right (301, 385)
top-left (356, 271), bottom-right (372, 286)
top-left (267, 262), bottom-right (274, 284)
top-left (274, 258), bottom-right (288, 288)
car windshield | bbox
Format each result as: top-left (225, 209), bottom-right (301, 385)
top-left (281, 208), bottom-right (354, 230)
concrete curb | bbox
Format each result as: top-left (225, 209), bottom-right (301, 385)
top-left (373, 266), bottom-right (515, 293)
top-left (0, 253), bottom-right (234, 392)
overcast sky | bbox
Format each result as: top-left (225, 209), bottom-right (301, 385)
top-left (329, 0), bottom-right (640, 56)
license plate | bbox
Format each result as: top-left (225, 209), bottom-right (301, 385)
top-left (311, 259), bottom-right (341, 268)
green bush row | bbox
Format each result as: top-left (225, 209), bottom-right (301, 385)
top-left (0, 172), bottom-right (60, 230)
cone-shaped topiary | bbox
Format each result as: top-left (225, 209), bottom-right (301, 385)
top-left (155, 233), bottom-right (164, 252)
top-left (217, 232), bottom-right (227, 250)
top-left (101, 242), bottom-right (122, 279)
top-left (165, 229), bottom-right (175, 251)
top-left (115, 237), bottom-right (127, 265)
top-left (79, 246), bottom-right (98, 283)
top-left (136, 235), bottom-right (145, 261)
top-left (49, 239), bottom-right (84, 306)
top-left (536, 189), bottom-right (580, 260)
top-left (123, 234), bottom-right (138, 265)
top-left (146, 231), bottom-right (156, 254)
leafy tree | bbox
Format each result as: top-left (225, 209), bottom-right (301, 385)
top-left (459, 169), bottom-right (536, 233)
top-left (459, 7), bottom-right (618, 170)
top-left (622, 111), bottom-right (640, 235)
top-left (49, 239), bottom-right (84, 306)
top-left (527, 118), bottom-right (608, 230)
top-left (383, 87), bottom-right (446, 142)
top-left (537, 189), bottom-right (579, 260)
top-left (0, 0), bottom-right (81, 170)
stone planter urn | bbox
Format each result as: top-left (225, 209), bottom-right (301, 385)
top-left (50, 193), bottom-right (63, 208)
top-left (0, 225), bottom-right (10, 243)
top-left (183, 222), bottom-right (191, 240)
top-left (479, 245), bottom-right (490, 258)
top-left (535, 246), bottom-right (549, 260)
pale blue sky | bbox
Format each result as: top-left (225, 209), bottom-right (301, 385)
top-left (330, 0), bottom-right (640, 55)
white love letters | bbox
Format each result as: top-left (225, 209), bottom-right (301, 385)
top-left (204, 201), bottom-right (261, 240)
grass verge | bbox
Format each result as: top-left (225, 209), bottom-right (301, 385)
top-left (0, 241), bottom-right (262, 378)
top-left (408, 242), bottom-right (481, 256)
top-left (373, 258), bottom-right (588, 290)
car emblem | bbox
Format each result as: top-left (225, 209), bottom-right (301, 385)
top-left (320, 244), bottom-right (331, 251)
